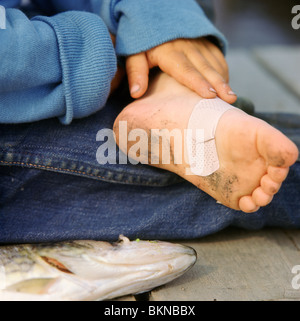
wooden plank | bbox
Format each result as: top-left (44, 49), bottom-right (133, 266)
top-left (270, 229), bottom-right (300, 300)
top-left (150, 228), bottom-right (300, 301)
top-left (226, 49), bottom-right (300, 114)
top-left (253, 46), bottom-right (300, 101)
top-left (282, 229), bottom-right (300, 252)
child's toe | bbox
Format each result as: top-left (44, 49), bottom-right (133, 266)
top-left (239, 195), bottom-right (260, 213)
top-left (252, 187), bottom-right (273, 207)
top-left (260, 174), bottom-right (281, 195)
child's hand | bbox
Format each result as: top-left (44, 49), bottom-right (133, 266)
top-left (126, 37), bottom-right (236, 103)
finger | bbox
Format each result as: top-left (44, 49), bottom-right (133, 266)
top-left (201, 38), bottom-right (230, 81)
top-left (186, 50), bottom-right (237, 104)
top-left (126, 53), bottom-right (149, 98)
top-left (159, 51), bottom-right (218, 98)
top-left (192, 40), bottom-right (229, 82)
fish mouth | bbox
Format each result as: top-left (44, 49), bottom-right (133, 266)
top-left (88, 242), bottom-right (197, 301)
top-left (114, 237), bottom-right (197, 267)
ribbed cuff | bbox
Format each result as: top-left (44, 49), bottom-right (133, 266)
top-left (33, 11), bottom-right (117, 124)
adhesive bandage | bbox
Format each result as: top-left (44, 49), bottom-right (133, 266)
top-left (186, 98), bottom-right (233, 176)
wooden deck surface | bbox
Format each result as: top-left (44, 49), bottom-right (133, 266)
top-left (151, 228), bottom-right (300, 301)
top-left (115, 45), bottom-right (300, 301)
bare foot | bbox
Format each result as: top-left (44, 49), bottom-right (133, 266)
top-left (113, 72), bottom-right (299, 213)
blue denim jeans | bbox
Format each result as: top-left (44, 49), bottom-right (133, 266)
top-left (0, 83), bottom-right (299, 243)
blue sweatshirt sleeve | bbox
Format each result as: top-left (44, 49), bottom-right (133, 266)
top-left (111, 0), bottom-right (228, 56)
top-left (0, 8), bottom-right (117, 124)
top-left (30, 0), bottom-right (227, 56)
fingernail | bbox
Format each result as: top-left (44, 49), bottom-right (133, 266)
top-left (228, 90), bottom-right (237, 96)
top-left (209, 88), bottom-right (217, 93)
top-left (223, 83), bottom-right (236, 96)
top-left (130, 84), bottom-right (140, 94)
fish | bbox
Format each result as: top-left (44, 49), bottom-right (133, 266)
top-left (0, 235), bottom-right (197, 301)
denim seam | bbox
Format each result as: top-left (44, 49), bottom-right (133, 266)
top-left (1, 148), bottom-right (171, 181)
top-left (0, 159), bottom-right (109, 180)
top-left (20, 144), bottom-right (92, 155)
top-left (0, 160), bottom-right (180, 187)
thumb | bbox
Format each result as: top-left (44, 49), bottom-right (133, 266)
top-left (126, 53), bottom-right (149, 98)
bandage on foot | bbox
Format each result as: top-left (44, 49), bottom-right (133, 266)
top-left (187, 98), bottom-right (233, 176)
